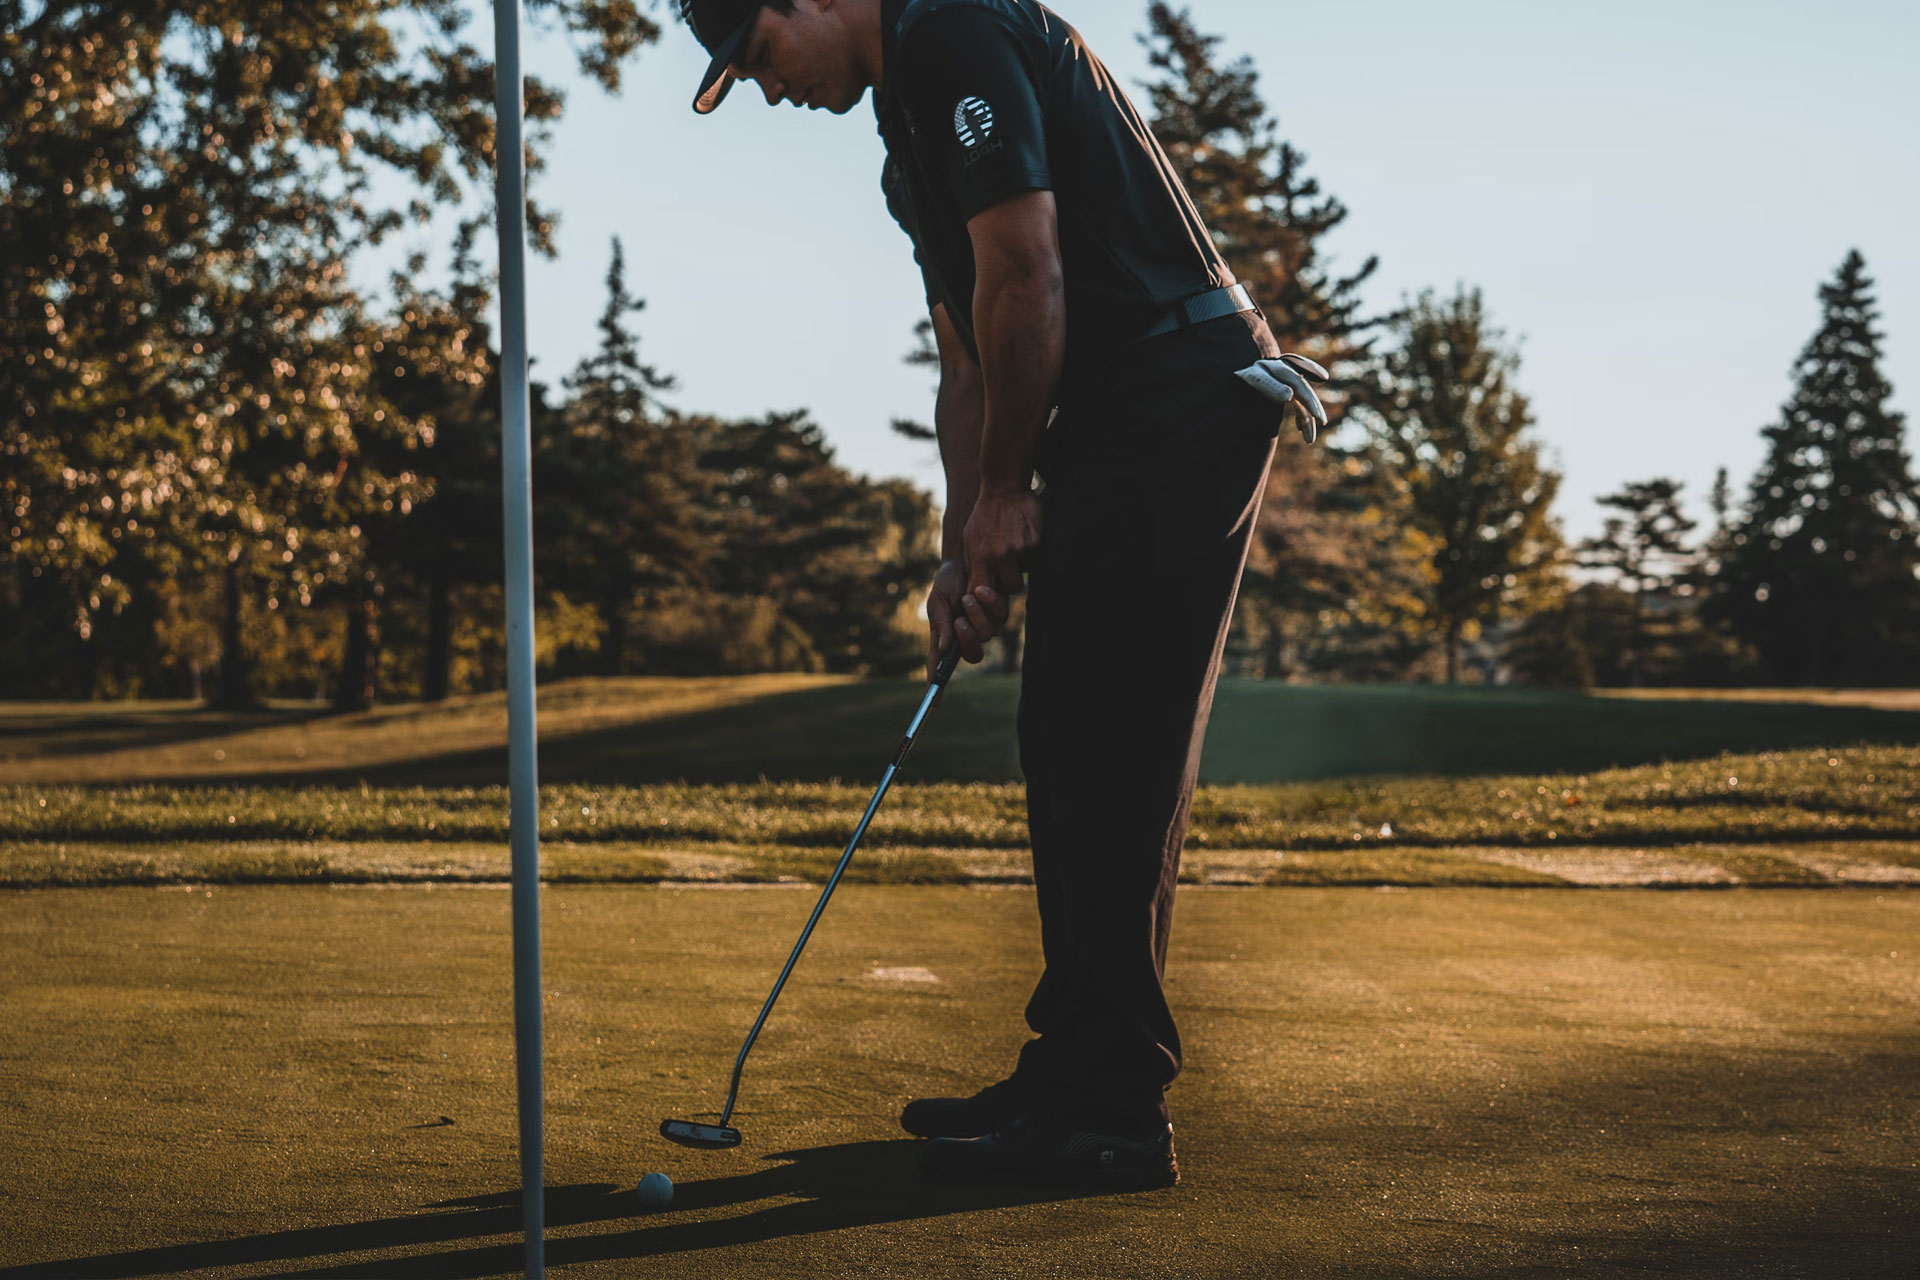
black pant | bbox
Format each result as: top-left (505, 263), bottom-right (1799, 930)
top-left (1012, 309), bottom-right (1283, 1129)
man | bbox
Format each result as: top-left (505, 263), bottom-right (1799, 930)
top-left (680, 0), bottom-right (1323, 1186)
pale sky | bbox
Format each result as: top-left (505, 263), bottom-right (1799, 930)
top-left (365, 0), bottom-right (1920, 542)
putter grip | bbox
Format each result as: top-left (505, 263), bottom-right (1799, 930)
top-left (933, 645), bottom-right (962, 686)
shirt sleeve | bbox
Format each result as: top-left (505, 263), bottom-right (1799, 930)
top-left (880, 157), bottom-right (940, 308)
top-left (895, 5), bottom-right (1052, 222)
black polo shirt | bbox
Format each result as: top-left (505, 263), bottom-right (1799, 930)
top-left (874, 0), bottom-right (1233, 403)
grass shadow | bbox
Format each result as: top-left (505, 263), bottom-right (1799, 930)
top-left (1197, 681), bottom-right (1920, 783)
top-left (186, 680), bottom-right (1025, 788)
top-left (3, 1141), bottom-right (1120, 1279)
top-left (0, 703), bottom-right (328, 763)
top-left (234, 681), bottom-right (1920, 788)
top-left (8, 680), bottom-right (1920, 790)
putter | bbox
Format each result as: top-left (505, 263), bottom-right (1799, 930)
top-left (661, 643), bottom-right (965, 1150)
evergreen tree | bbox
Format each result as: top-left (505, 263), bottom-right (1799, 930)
top-left (539, 237), bottom-right (711, 676)
top-left (1710, 467), bottom-right (1732, 545)
top-left (1139, 4), bottom-right (1427, 679)
top-left (1711, 251), bottom-right (1920, 684)
top-left (337, 240), bottom-right (500, 708)
top-left (1364, 289), bottom-right (1565, 682)
top-left (396, 229), bottom-right (505, 703)
top-left (1576, 478), bottom-right (1697, 685)
top-left (889, 318), bottom-right (940, 444)
top-left (684, 410), bottom-right (938, 676)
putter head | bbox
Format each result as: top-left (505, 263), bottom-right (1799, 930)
top-left (660, 1118), bottom-right (742, 1150)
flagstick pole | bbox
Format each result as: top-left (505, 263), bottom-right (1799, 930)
top-left (491, 0), bottom-right (545, 1273)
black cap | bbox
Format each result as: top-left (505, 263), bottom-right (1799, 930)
top-left (682, 0), bottom-right (766, 114)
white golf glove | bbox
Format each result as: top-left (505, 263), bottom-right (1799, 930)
top-left (1235, 352), bottom-right (1330, 444)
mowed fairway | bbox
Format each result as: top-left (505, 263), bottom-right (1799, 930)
top-left (1, 885), bottom-right (1915, 1278)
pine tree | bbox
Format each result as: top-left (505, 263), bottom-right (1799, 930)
top-left (338, 234), bottom-right (502, 708)
top-left (1577, 478), bottom-right (1697, 685)
top-left (683, 410), bottom-right (938, 676)
top-left (541, 237), bottom-right (711, 676)
top-left (1711, 251), bottom-right (1920, 684)
top-left (1364, 289), bottom-right (1565, 682)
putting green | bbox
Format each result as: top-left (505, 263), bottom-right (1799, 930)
top-left (1, 886), bottom-right (1914, 1277)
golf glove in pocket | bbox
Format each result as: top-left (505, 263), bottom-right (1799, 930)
top-left (1235, 352), bottom-right (1330, 444)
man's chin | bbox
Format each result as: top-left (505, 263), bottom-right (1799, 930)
top-left (824, 88), bottom-right (869, 115)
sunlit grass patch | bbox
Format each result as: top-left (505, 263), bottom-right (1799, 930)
top-left (5, 746), bottom-right (1916, 854)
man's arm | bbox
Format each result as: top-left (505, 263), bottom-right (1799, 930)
top-left (923, 303), bottom-right (987, 676)
top-left (930, 303), bottom-right (984, 562)
top-left (920, 190), bottom-right (1063, 674)
top-left (960, 189), bottom-right (1062, 620)
top-left (968, 189), bottom-right (1065, 504)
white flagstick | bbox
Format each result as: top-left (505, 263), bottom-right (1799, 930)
top-left (490, 0), bottom-right (545, 1273)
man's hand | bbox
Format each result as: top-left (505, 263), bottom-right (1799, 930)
top-left (926, 559), bottom-right (973, 681)
top-left (961, 485), bottom-right (1040, 619)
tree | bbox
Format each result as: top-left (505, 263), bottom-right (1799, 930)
top-left (682, 410), bottom-right (938, 676)
top-left (1139, 4), bottom-right (1429, 679)
top-left (1364, 289), bottom-right (1565, 682)
top-left (334, 239), bottom-right (500, 708)
top-left (1576, 478), bottom-right (1697, 685)
top-left (538, 236), bottom-right (711, 676)
top-left (390, 229), bottom-right (504, 703)
top-left (1503, 592), bottom-right (1595, 689)
top-left (1, 0), bottom-right (659, 701)
top-left (1710, 251), bottom-right (1920, 685)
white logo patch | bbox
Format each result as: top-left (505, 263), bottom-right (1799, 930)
top-left (953, 96), bottom-right (996, 149)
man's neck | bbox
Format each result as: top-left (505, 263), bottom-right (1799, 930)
top-left (850, 0), bottom-right (888, 93)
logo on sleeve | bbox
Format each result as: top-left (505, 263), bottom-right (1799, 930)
top-left (953, 96), bottom-right (996, 149)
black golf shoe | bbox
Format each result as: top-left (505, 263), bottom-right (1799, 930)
top-left (900, 1075), bottom-right (1031, 1140)
top-left (919, 1112), bottom-right (1179, 1187)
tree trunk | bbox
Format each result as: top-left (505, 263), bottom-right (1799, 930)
top-left (602, 590), bottom-right (628, 677)
top-left (335, 592), bottom-right (379, 712)
top-left (1627, 588), bottom-right (1646, 687)
top-left (1445, 619), bottom-right (1461, 685)
top-left (214, 557), bottom-right (256, 708)
top-left (1806, 609), bottom-right (1827, 686)
top-left (1261, 609), bottom-right (1287, 681)
top-left (424, 554), bottom-right (454, 702)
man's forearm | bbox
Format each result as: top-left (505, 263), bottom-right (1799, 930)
top-left (934, 366), bottom-right (985, 562)
top-left (971, 258), bottom-right (1065, 497)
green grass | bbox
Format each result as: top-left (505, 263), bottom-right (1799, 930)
top-left (6, 745), bottom-right (1915, 850)
top-left (13, 837), bottom-right (1919, 889)
top-left (5, 747), bottom-right (1920, 888)
top-left (6, 675), bottom-right (1920, 786)
top-left (5, 886), bottom-right (1916, 1277)
top-left (5, 679), bottom-right (1917, 888)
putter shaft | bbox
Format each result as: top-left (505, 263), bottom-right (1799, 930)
top-left (695, 647), bottom-right (961, 1137)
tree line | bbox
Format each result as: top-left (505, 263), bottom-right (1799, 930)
top-left (4, 1), bottom-right (1915, 704)
top-left (1116, 5), bottom-right (1917, 689)
top-left (1, 0), bottom-right (932, 706)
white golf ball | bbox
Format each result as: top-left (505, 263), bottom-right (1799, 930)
top-left (636, 1171), bottom-right (674, 1211)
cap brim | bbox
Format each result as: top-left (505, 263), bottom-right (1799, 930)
top-left (692, 19), bottom-right (750, 114)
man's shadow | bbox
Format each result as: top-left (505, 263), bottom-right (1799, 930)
top-left (7, 1138), bottom-right (1131, 1278)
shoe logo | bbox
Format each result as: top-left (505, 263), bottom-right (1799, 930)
top-left (1100, 1148), bottom-right (1114, 1166)
top-left (953, 96), bottom-right (995, 149)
